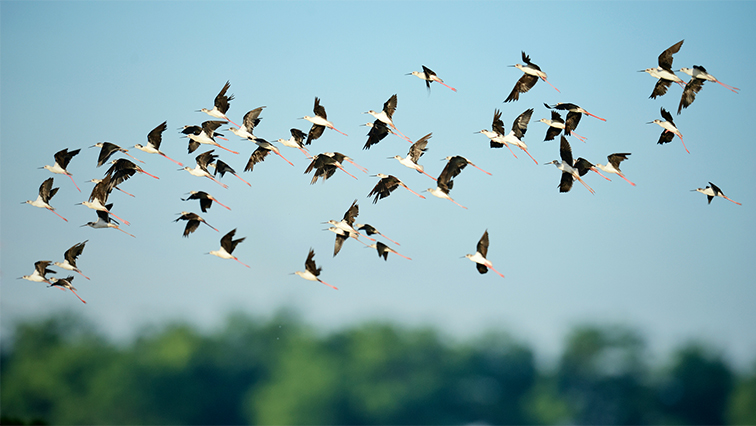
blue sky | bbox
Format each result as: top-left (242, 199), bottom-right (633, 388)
top-left (2, 1), bottom-right (755, 368)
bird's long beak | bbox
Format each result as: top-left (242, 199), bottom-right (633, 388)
top-left (507, 65), bottom-right (515, 67)
top-left (405, 72), bottom-right (413, 75)
top-left (645, 121), bottom-right (654, 124)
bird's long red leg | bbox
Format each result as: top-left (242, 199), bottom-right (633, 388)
top-left (420, 169), bottom-right (438, 181)
top-left (379, 233), bottom-right (400, 246)
top-left (354, 231), bottom-right (375, 242)
top-left (391, 126), bottom-right (413, 143)
top-left (469, 163), bottom-right (492, 176)
top-left (336, 165), bottom-right (358, 180)
top-left (203, 222), bottom-right (219, 232)
top-left (502, 143), bottom-right (518, 159)
top-left (48, 208), bottom-right (68, 222)
top-left (233, 257), bottom-right (251, 268)
top-left (345, 158), bottom-right (368, 173)
top-left (207, 175), bottom-right (229, 189)
top-left (591, 168), bottom-right (612, 181)
top-left (318, 279), bottom-right (338, 290)
top-left (115, 187), bottom-right (136, 197)
top-left (329, 126), bottom-right (348, 137)
top-left (618, 173), bottom-right (636, 186)
top-left (299, 147), bottom-right (312, 158)
top-left (437, 81), bottom-right (457, 92)
top-left (716, 80), bottom-right (740, 92)
top-left (138, 169), bottom-right (160, 179)
top-left (75, 270), bottom-right (91, 280)
top-left (521, 148), bottom-right (538, 165)
top-left (392, 250), bottom-right (412, 260)
top-left (576, 176), bottom-right (595, 194)
top-left (448, 197), bottom-right (468, 209)
top-left (160, 153), bottom-right (184, 167)
top-left (105, 210), bottom-right (131, 226)
top-left (677, 133), bottom-right (689, 154)
top-left (224, 117), bottom-right (242, 129)
top-left (66, 173), bottom-right (81, 192)
top-left (570, 131), bottom-right (588, 142)
top-left (213, 142), bottom-right (239, 155)
top-left (584, 111), bottom-right (607, 121)
top-left (114, 226), bottom-right (136, 238)
top-left (233, 173), bottom-right (252, 187)
top-left (274, 150), bottom-right (294, 166)
top-left (68, 288), bottom-right (87, 304)
top-left (212, 198), bottom-right (231, 210)
top-left (541, 77), bottom-right (560, 93)
top-left (401, 184), bottom-right (426, 199)
top-left (487, 263), bottom-right (506, 278)
top-left (724, 196), bottom-right (742, 206)
top-left (124, 151), bottom-right (145, 164)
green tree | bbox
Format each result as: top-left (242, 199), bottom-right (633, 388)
top-left (727, 361), bottom-right (756, 425)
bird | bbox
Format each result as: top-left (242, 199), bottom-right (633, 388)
top-left (304, 153), bottom-right (358, 184)
top-left (181, 120), bottom-right (238, 154)
top-left (365, 94), bottom-right (411, 142)
top-left (78, 174), bottom-right (131, 226)
top-left (641, 40), bottom-right (685, 99)
top-left (198, 80), bottom-right (241, 128)
top-left (476, 109), bottom-right (519, 159)
top-left (41, 148), bottom-right (81, 192)
top-left (244, 146), bottom-right (274, 173)
top-left (106, 158), bottom-right (159, 187)
top-left (23, 177), bottom-right (68, 222)
top-left (293, 249), bottom-right (337, 290)
top-left (505, 51), bottom-right (559, 102)
top-left (391, 132), bottom-right (436, 180)
top-left (54, 241), bottom-right (90, 280)
top-left (90, 142), bottom-right (143, 167)
top-left (175, 212), bottom-right (219, 237)
top-left (543, 103), bottom-right (607, 132)
top-left (180, 150), bottom-right (228, 188)
top-left (133, 121), bottom-right (184, 166)
top-left (536, 110), bottom-right (587, 142)
top-left (301, 97), bottom-right (348, 145)
top-left (81, 204), bottom-right (135, 238)
top-left (276, 128), bottom-right (310, 157)
top-left (48, 275), bottom-right (86, 304)
top-left (323, 151), bottom-right (367, 174)
top-left (325, 200), bottom-right (374, 256)
top-left (88, 178), bottom-right (134, 197)
top-left (252, 138), bottom-right (294, 166)
top-left (366, 241), bottom-right (411, 261)
top-left (496, 108), bottom-right (538, 164)
top-left (679, 65), bottom-right (739, 93)
top-left (368, 173), bottom-right (426, 203)
top-left (407, 65), bottom-right (457, 92)
top-left (228, 106), bottom-right (266, 140)
top-left (649, 107), bottom-right (688, 153)
top-left (362, 120), bottom-right (393, 150)
top-left (693, 182), bottom-right (741, 205)
top-left (20, 260), bottom-right (56, 284)
top-left (426, 155), bottom-right (468, 209)
top-left (212, 159), bottom-right (252, 187)
top-left (354, 223), bottom-right (400, 245)
top-left (181, 191), bottom-right (231, 212)
top-left (208, 229), bottom-right (250, 268)
top-left (441, 155), bottom-right (491, 176)
top-left (544, 136), bottom-right (596, 194)
top-left (594, 153), bottom-right (636, 186)
top-left (464, 230), bottom-right (505, 278)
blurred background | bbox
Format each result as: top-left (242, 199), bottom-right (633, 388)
top-left (2, 1), bottom-right (755, 424)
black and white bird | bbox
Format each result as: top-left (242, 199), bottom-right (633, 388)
top-left (464, 230), bottom-right (505, 278)
top-left (54, 241), bottom-right (90, 280)
top-left (175, 212), bottom-right (219, 237)
top-left (49, 275), bottom-right (86, 304)
top-left (407, 65), bottom-right (457, 92)
top-left (505, 51), bottom-right (559, 102)
top-left (368, 174), bottom-right (425, 204)
top-left (641, 40), bottom-right (685, 99)
top-left (41, 148), bottom-right (81, 192)
top-left (23, 177), bottom-right (68, 222)
top-left (208, 229), bottom-right (250, 268)
top-left (648, 107), bottom-right (687, 153)
top-left (293, 249), bottom-right (337, 290)
top-left (20, 260), bottom-right (56, 284)
top-left (133, 121), bottom-right (183, 166)
top-left (181, 191), bottom-right (231, 212)
top-left (426, 155), bottom-right (469, 209)
top-left (693, 182), bottom-right (741, 205)
top-left (91, 142), bottom-right (143, 167)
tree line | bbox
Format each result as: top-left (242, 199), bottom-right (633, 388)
top-left (1, 310), bottom-right (755, 425)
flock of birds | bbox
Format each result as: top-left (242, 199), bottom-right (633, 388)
top-left (19, 41), bottom-right (742, 302)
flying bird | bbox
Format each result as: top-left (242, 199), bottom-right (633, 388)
top-left (391, 132), bottom-right (436, 180)
top-left (407, 65), bottom-right (457, 92)
top-left (228, 106), bottom-right (266, 140)
top-left (182, 120), bottom-right (238, 154)
top-left (426, 155), bottom-right (469, 209)
top-left (182, 191), bottom-right (231, 212)
top-left (48, 275), bottom-right (86, 304)
top-left (23, 177), bottom-right (68, 222)
top-left (368, 174), bottom-right (425, 203)
top-left (208, 229), bottom-right (250, 268)
top-left (91, 142), bottom-right (143, 167)
top-left (212, 159), bottom-right (252, 187)
top-left (81, 204), bottom-right (135, 238)
top-left (133, 121), bottom-right (184, 166)
top-left (354, 223), bottom-right (400, 246)
top-left (464, 230), bottom-right (505, 278)
top-left (276, 128), bottom-right (310, 157)
top-left (175, 212), bottom-right (219, 237)
top-left (366, 241), bottom-right (411, 261)
top-left (505, 51), bottom-right (559, 102)
top-left (41, 148), bottom-right (81, 192)
top-left (180, 150), bottom-right (228, 188)
top-left (293, 249), bottom-right (337, 290)
top-left (365, 94), bottom-right (411, 142)
top-left (649, 107), bottom-right (687, 153)
top-left (594, 153), bottom-right (636, 186)
top-left (20, 260), bottom-right (56, 284)
top-left (301, 97), bottom-right (347, 145)
top-left (536, 110), bottom-right (587, 142)
top-left (641, 40), bottom-right (685, 99)
top-left (693, 182), bottom-right (741, 205)
top-left (441, 155), bottom-right (491, 176)
top-left (198, 80), bottom-right (240, 128)
top-left (54, 241), bottom-right (90, 280)
top-left (544, 136), bottom-right (597, 194)
top-left (476, 109), bottom-right (518, 159)
top-left (679, 65), bottom-right (739, 93)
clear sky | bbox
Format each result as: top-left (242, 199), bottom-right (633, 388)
top-left (2, 1), bottom-right (755, 368)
